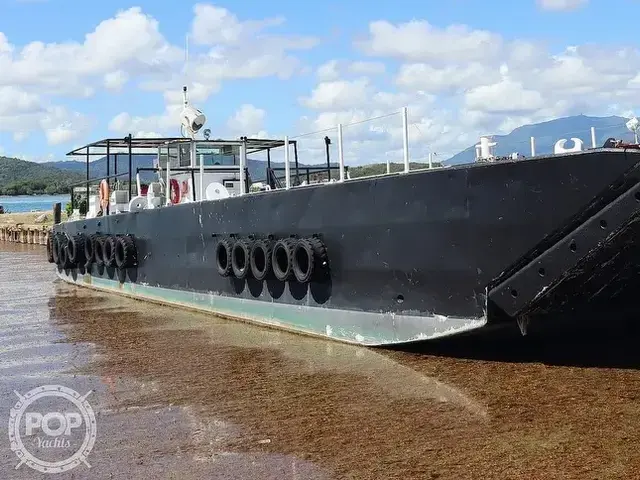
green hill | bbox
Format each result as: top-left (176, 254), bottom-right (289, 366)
top-left (0, 156), bottom-right (84, 195)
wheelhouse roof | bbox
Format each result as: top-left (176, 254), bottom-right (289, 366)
top-left (65, 137), bottom-right (295, 157)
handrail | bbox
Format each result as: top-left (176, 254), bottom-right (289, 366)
top-left (135, 166), bottom-right (243, 173)
top-left (65, 171), bottom-right (130, 188)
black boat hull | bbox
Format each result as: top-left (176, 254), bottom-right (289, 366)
top-left (53, 148), bottom-right (640, 345)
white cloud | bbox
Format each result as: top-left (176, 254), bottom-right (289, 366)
top-left (227, 104), bottom-right (266, 136)
top-left (0, 86), bottom-right (42, 116)
top-left (107, 3), bottom-right (319, 138)
top-left (104, 71), bottom-right (129, 91)
top-left (190, 3), bottom-right (284, 46)
top-left (537, 0), bottom-right (588, 11)
top-left (3, 3), bottom-right (639, 167)
top-left (40, 107), bottom-right (92, 146)
top-left (395, 63), bottom-right (498, 93)
top-left (348, 61), bottom-right (386, 76)
top-left (355, 20), bottom-right (502, 63)
top-left (464, 78), bottom-right (545, 114)
top-left (294, 14), bottom-right (640, 165)
top-left (0, 7), bottom-right (182, 93)
top-left (13, 131), bottom-right (28, 142)
top-left (317, 60), bottom-right (340, 81)
top-left (301, 79), bottom-right (374, 110)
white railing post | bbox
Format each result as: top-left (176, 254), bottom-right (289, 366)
top-left (239, 140), bottom-right (247, 195)
top-left (386, 159), bottom-right (391, 174)
top-left (190, 140), bottom-right (197, 200)
top-left (402, 106), bottom-right (409, 173)
top-left (337, 124), bottom-right (345, 182)
top-left (165, 146), bottom-right (171, 205)
top-left (530, 136), bottom-right (536, 157)
top-left (284, 136), bottom-right (291, 189)
top-left (428, 152), bottom-right (433, 169)
top-left (199, 153), bottom-right (204, 200)
top-left (591, 127), bottom-right (597, 148)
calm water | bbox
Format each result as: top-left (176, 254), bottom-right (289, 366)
top-left (0, 194), bottom-right (68, 213)
top-left (1, 243), bottom-right (640, 479)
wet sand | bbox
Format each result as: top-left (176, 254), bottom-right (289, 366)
top-left (1, 242), bottom-right (640, 479)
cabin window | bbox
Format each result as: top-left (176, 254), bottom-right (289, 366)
top-left (195, 144), bottom-right (239, 166)
top-left (179, 145), bottom-right (191, 167)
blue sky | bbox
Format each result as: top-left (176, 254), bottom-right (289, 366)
top-left (1, 0), bottom-right (639, 164)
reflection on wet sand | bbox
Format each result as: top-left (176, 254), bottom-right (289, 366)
top-left (2, 242), bottom-right (640, 479)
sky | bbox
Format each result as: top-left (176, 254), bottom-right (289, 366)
top-left (1, 0), bottom-right (640, 165)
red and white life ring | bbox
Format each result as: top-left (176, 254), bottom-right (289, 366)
top-left (169, 179), bottom-right (181, 204)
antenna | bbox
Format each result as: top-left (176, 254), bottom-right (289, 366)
top-left (183, 34), bottom-right (189, 108)
top-left (178, 32), bottom-right (206, 139)
top-left (184, 34), bottom-right (189, 83)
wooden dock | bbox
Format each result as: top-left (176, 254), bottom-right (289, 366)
top-left (0, 224), bottom-right (50, 246)
top-left (0, 209), bottom-right (61, 248)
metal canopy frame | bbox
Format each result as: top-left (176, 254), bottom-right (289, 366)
top-left (65, 137), bottom-right (294, 157)
top-left (65, 136), bottom-right (301, 212)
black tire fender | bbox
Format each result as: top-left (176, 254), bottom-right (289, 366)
top-left (67, 234), bottom-right (86, 266)
top-left (94, 236), bottom-right (106, 267)
top-left (215, 238), bottom-right (233, 277)
top-left (115, 235), bottom-right (137, 269)
top-left (292, 237), bottom-right (329, 283)
top-left (271, 238), bottom-right (296, 281)
top-left (84, 234), bottom-right (98, 266)
top-left (232, 239), bottom-right (254, 279)
top-left (103, 235), bottom-right (118, 268)
top-left (250, 239), bottom-right (273, 281)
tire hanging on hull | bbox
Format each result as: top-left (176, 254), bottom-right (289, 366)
top-left (231, 239), bottom-right (254, 279)
top-left (94, 236), bottom-right (106, 267)
top-left (292, 237), bottom-right (329, 283)
top-left (250, 239), bottom-right (273, 281)
top-left (115, 235), bottom-right (137, 268)
top-left (215, 239), bottom-right (233, 277)
top-left (67, 234), bottom-right (86, 266)
top-left (271, 238), bottom-right (296, 281)
top-left (103, 235), bottom-right (118, 268)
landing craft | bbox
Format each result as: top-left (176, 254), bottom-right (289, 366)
top-left (49, 90), bottom-right (640, 346)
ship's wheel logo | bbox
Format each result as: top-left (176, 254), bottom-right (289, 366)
top-left (8, 385), bottom-right (97, 474)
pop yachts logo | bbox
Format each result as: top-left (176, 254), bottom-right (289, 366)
top-left (8, 385), bottom-right (97, 474)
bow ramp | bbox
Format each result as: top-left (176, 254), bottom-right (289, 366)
top-left (488, 172), bottom-right (640, 330)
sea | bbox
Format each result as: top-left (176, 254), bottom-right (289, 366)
top-left (0, 194), bottom-right (69, 213)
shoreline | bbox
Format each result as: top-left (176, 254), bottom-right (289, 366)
top-left (0, 210), bottom-right (67, 229)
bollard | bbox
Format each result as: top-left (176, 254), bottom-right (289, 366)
top-left (53, 203), bottom-right (61, 225)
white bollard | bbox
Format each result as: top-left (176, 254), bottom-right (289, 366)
top-left (530, 136), bottom-right (536, 157)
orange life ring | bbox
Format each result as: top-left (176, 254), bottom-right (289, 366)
top-left (98, 179), bottom-right (109, 210)
top-left (170, 178), bottom-right (181, 204)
